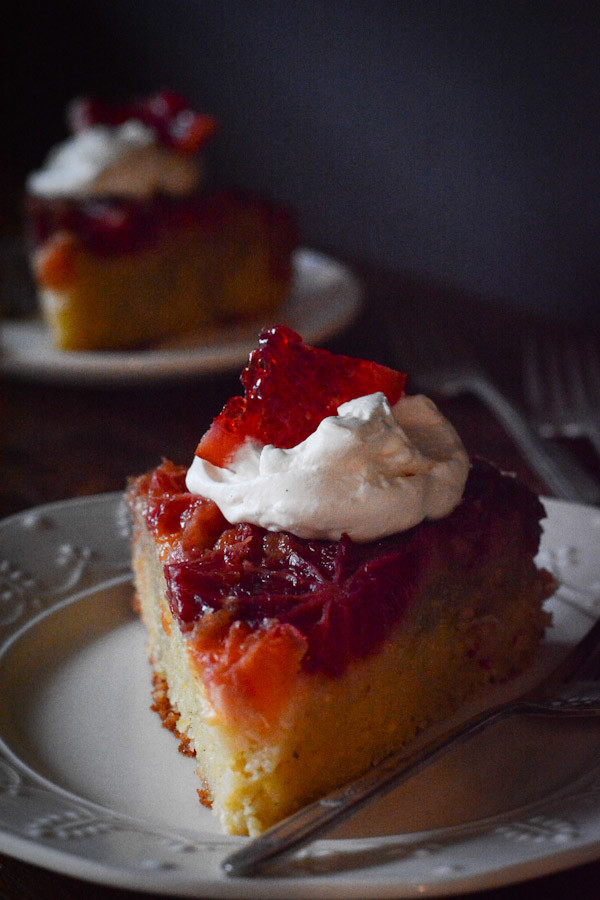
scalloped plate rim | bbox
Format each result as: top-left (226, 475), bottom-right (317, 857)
top-left (0, 494), bottom-right (600, 898)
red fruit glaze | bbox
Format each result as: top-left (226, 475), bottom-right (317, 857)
top-left (164, 460), bottom-right (547, 678)
top-left (196, 326), bottom-right (407, 466)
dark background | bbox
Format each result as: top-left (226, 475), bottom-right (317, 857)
top-left (4, 0), bottom-right (600, 326)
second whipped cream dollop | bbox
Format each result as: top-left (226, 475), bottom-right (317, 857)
top-left (186, 392), bottom-right (470, 542)
top-left (27, 121), bottom-right (202, 200)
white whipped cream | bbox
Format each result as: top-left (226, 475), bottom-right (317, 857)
top-left (186, 393), bottom-right (470, 542)
top-left (27, 120), bottom-right (202, 199)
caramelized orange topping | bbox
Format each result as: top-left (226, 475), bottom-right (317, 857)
top-left (188, 616), bottom-right (308, 735)
top-left (35, 232), bottom-right (79, 288)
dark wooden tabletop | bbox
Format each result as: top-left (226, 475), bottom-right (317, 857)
top-left (1, 260), bottom-right (599, 899)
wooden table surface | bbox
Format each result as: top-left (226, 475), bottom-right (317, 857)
top-left (1, 261), bottom-right (599, 899)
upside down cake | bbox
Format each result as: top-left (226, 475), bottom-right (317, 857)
top-left (25, 91), bottom-right (297, 350)
top-left (127, 326), bottom-right (556, 836)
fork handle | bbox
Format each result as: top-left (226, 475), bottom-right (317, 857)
top-left (449, 375), bottom-right (600, 505)
top-left (222, 702), bottom-right (512, 877)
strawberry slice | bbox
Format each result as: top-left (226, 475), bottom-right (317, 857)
top-left (67, 90), bottom-right (218, 154)
top-left (196, 326), bottom-right (406, 467)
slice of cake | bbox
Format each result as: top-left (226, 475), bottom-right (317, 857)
top-left (127, 326), bottom-right (556, 836)
top-left (25, 91), bottom-right (297, 350)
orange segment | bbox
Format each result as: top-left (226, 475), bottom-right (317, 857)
top-left (35, 231), bottom-right (80, 289)
top-left (190, 618), bottom-right (308, 737)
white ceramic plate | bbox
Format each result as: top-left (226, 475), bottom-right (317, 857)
top-left (0, 248), bottom-right (362, 385)
top-left (1, 495), bottom-right (600, 898)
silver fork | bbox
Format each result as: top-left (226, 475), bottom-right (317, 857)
top-left (385, 311), bottom-right (600, 505)
top-left (223, 615), bottom-right (600, 877)
top-left (524, 332), bottom-right (600, 460)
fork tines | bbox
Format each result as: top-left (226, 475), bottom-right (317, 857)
top-left (523, 332), bottom-right (600, 458)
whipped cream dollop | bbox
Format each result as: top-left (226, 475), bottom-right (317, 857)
top-left (27, 120), bottom-right (202, 200)
top-left (186, 392), bottom-right (470, 542)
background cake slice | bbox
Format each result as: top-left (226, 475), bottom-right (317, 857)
top-left (25, 92), bottom-right (297, 351)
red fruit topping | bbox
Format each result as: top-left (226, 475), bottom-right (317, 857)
top-left (166, 520), bottom-right (420, 678)
top-left (196, 326), bottom-right (407, 467)
top-left (67, 90), bottom-right (218, 154)
top-left (189, 618), bottom-right (308, 733)
top-left (138, 460), bottom-right (228, 560)
top-left (164, 459), bottom-right (546, 679)
top-left (26, 190), bottom-right (287, 258)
